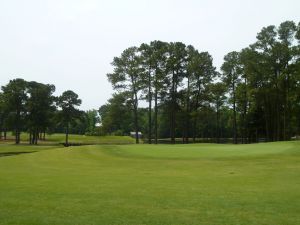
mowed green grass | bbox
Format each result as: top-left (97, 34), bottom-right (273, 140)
top-left (3, 133), bottom-right (136, 145)
top-left (0, 142), bottom-right (300, 225)
top-left (44, 133), bottom-right (136, 144)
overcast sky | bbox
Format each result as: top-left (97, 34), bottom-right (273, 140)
top-left (0, 0), bottom-right (299, 110)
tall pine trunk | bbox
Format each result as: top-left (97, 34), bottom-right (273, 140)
top-left (216, 104), bottom-right (220, 143)
top-left (192, 77), bottom-right (202, 143)
top-left (185, 76), bottom-right (190, 144)
top-left (154, 88), bottom-right (158, 144)
top-left (35, 129), bottom-right (38, 145)
top-left (170, 71), bottom-right (176, 144)
top-left (65, 123), bottom-right (69, 146)
top-left (29, 131), bottom-right (32, 144)
top-left (232, 82), bottom-right (237, 144)
top-left (242, 78), bottom-right (248, 143)
top-left (134, 92), bottom-right (139, 144)
top-left (15, 109), bottom-right (20, 144)
top-left (148, 70), bottom-right (152, 144)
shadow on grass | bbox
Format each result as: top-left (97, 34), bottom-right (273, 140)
top-left (0, 151), bottom-right (37, 157)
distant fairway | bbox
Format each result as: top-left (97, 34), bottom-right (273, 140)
top-left (0, 142), bottom-right (300, 225)
top-left (2, 133), bottom-right (136, 145)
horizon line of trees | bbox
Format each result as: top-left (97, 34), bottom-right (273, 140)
top-left (0, 79), bottom-right (100, 145)
top-left (1, 20), bottom-right (299, 145)
top-left (102, 20), bottom-right (300, 144)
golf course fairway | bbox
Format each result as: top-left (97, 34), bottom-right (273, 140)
top-left (0, 142), bottom-right (299, 225)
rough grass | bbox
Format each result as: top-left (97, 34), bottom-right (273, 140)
top-left (0, 142), bottom-right (300, 225)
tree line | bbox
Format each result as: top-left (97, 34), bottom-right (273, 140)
top-left (0, 79), bottom-right (100, 145)
top-left (1, 21), bottom-right (299, 145)
top-left (102, 20), bottom-right (300, 144)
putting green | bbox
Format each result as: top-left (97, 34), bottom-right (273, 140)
top-left (0, 142), bottom-right (299, 225)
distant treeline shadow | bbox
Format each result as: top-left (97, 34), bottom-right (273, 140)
top-left (0, 151), bottom-right (36, 157)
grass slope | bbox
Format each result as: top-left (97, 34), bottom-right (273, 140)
top-left (0, 142), bottom-right (300, 225)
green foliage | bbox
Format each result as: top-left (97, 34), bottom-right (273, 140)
top-left (99, 93), bottom-right (132, 135)
top-left (106, 41), bottom-right (218, 143)
top-left (1, 20), bottom-right (299, 145)
top-left (1, 78), bottom-right (28, 144)
top-left (57, 90), bottom-right (82, 146)
top-left (57, 90), bottom-right (82, 124)
top-left (242, 21), bottom-right (300, 141)
top-left (107, 47), bottom-right (143, 144)
top-left (84, 109), bottom-right (100, 135)
top-left (26, 81), bottom-right (56, 144)
top-left (105, 20), bottom-right (300, 143)
top-left (0, 80), bottom-right (93, 144)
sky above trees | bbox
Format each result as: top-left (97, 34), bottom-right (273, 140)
top-left (0, 0), bottom-right (299, 110)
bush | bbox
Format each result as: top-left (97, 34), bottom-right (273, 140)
top-left (112, 130), bottom-right (124, 136)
